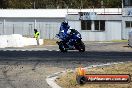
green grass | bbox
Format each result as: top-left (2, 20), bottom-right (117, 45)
top-left (110, 40), bottom-right (128, 43)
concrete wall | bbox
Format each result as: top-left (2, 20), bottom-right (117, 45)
top-left (68, 20), bottom-right (121, 41)
top-left (105, 21), bottom-right (121, 40)
top-left (81, 31), bottom-right (106, 41)
top-left (0, 34), bottom-right (43, 48)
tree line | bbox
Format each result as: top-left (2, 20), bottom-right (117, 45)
top-left (0, 0), bottom-right (122, 9)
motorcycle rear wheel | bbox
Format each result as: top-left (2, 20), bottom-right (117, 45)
top-left (78, 41), bottom-right (85, 52)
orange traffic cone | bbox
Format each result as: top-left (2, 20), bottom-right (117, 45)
top-left (76, 66), bottom-right (86, 76)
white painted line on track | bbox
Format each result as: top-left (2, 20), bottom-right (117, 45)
top-left (0, 49), bottom-right (60, 52)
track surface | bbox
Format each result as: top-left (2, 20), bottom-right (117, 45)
top-left (0, 42), bottom-right (131, 88)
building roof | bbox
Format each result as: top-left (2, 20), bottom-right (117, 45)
top-left (0, 8), bottom-right (122, 18)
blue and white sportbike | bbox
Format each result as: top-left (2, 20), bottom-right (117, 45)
top-left (56, 29), bottom-right (85, 52)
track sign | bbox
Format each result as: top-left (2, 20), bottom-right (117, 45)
top-left (79, 12), bottom-right (97, 20)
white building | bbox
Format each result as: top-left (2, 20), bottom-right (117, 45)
top-left (0, 9), bottom-right (66, 39)
top-left (122, 0), bottom-right (132, 39)
top-left (0, 8), bottom-right (124, 41)
top-left (66, 8), bottom-right (122, 41)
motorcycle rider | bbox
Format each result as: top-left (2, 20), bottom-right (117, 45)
top-left (58, 21), bottom-right (72, 48)
top-left (59, 21), bottom-right (71, 41)
top-left (57, 21), bottom-right (85, 52)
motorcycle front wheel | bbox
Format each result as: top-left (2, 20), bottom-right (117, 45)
top-left (59, 42), bottom-right (67, 52)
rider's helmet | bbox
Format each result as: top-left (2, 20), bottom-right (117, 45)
top-left (62, 21), bottom-right (68, 26)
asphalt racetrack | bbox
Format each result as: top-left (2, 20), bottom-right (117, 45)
top-left (0, 42), bottom-right (131, 88)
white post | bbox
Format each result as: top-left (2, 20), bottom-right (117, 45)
top-left (3, 19), bottom-right (5, 35)
top-left (34, 1), bottom-right (36, 9)
top-left (122, 0), bottom-right (124, 8)
top-left (122, 0), bottom-right (124, 15)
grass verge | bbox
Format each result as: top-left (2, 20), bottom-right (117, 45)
top-left (43, 39), bottom-right (58, 45)
top-left (111, 40), bottom-right (128, 43)
top-left (56, 62), bottom-right (132, 88)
